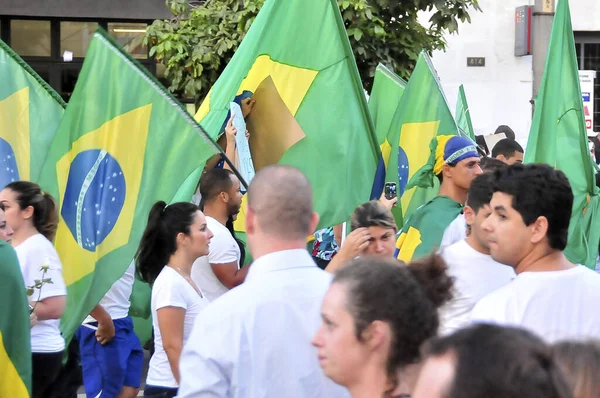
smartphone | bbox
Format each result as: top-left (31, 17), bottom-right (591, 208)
top-left (384, 182), bottom-right (397, 200)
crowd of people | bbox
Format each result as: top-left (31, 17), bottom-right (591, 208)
top-left (1, 125), bottom-right (600, 398)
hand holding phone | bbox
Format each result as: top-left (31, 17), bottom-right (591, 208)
top-left (384, 182), bottom-right (397, 200)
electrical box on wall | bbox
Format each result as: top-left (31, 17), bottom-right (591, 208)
top-left (515, 6), bottom-right (533, 56)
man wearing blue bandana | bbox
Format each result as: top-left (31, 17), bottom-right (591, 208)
top-left (395, 135), bottom-right (482, 262)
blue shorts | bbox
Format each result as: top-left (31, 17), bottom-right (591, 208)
top-left (76, 316), bottom-right (144, 398)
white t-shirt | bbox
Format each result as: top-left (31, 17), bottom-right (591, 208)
top-left (472, 265), bottom-right (600, 342)
top-left (439, 213), bottom-right (467, 250)
top-left (84, 261), bottom-right (135, 323)
top-left (15, 234), bottom-right (67, 353)
top-left (191, 216), bottom-right (240, 302)
top-left (438, 240), bottom-right (515, 335)
top-left (147, 266), bottom-right (208, 388)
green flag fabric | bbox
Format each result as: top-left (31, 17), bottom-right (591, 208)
top-left (368, 63), bottom-right (407, 200)
top-left (38, 29), bottom-right (221, 343)
top-left (369, 64), bottom-right (407, 146)
top-left (395, 196), bottom-right (463, 262)
top-left (195, 0), bottom-right (379, 231)
top-left (455, 84), bottom-right (476, 141)
top-left (524, 0), bottom-right (600, 268)
top-left (0, 242), bottom-right (31, 398)
top-left (0, 39), bottom-right (65, 189)
top-left (383, 51), bottom-right (462, 226)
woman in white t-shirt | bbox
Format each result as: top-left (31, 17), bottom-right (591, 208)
top-left (0, 181), bottom-right (67, 398)
top-left (136, 201), bottom-right (213, 397)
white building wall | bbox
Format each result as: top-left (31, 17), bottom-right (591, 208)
top-left (429, 0), bottom-right (600, 147)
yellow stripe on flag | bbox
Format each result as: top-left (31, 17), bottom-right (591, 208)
top-left (56, 105), bottom-right (151, 285)
top-left (0, 332), bottom-right (29, 398)
top-left (399, 121), bottom-right (440, 214)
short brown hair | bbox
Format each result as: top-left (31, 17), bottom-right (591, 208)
top-left (350, 200), bottom-right (397, 232)
top-left (247, 165), bottom-right (313, 240)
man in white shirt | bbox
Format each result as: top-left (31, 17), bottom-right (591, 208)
top-left (471, 164), bottom-right (600, 342)
top-left (75, 263), bottom-right (144, 398)
top-left (192, 168), bottom-right (248, 301)
top-left (439, 173), bottom-right (515, 335)
top-left (178, 165), bottom-right (348, 398)
top-left (439, 156), bottom-right (508, 249)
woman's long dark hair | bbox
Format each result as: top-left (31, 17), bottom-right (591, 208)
top-left (135, 201), bottom-right (199, 284)
top-left (4, 181), bottom-right (58, 241)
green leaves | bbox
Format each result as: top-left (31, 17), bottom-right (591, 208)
top-left (147, 0), bottom-right (480, 100)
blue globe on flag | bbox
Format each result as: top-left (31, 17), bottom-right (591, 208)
top-left (397, 147), bottom-right (409, 196)
top-left (0, 138), bottom-right (20, 190)
top-left (61, 149), bottom-right (126, 251)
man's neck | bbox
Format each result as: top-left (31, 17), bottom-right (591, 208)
top-left (515, 247), bottom-right (575, 274)
top-left (203, 202), bottom-right (229, 226)
top-left (438, 182), bottom-right (468, 205)
top-left (248, 235), bottom-right (307, 261)
top-left (465, 235), bottom-right (490, 255)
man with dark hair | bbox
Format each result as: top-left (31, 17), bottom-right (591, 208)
top-left (395, 135), bottom-right (482, 262)
top-left (472, 164), bottom-right (600, 342)
top-left (178, 165), bottom-right (348, 397)
top-left (479, 156), bottom-right (507, 172)
top-left (413, 324), bottom-right (572, 398)
top-left (491, 138), bottom-right (524, 165)
top-left (438, 174), bottom-right (514, 335)
top-left (191, 168), bottom-right (247, 302)
top-left (494, 124), bottom-right (516, 141)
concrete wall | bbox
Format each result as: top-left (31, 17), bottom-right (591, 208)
top-left (0, 0), bottom-right (171, 20)
top-left (429, 0), bottom-right (599, 147)
top-left (571, 0), bottom-right (600, 31)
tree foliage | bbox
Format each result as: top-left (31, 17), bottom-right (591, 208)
top-left (144, 0), bottom-right (480, 102)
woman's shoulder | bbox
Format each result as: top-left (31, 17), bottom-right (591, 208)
top-left (16, 234), bottom-right (60, 264)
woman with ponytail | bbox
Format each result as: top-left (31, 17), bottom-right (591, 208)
top-left (312, 254), bottom-right (453, 398)
top-left (136, 201), bottom-right (213, 397)
top-left (0, 181), bottom-right (66, 398)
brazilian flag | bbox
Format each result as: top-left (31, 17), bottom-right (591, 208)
top-left (0, 39), bottom-right (65, 189)
top-left (368, 63), bottom-right (407, 200)
top-left (38, 30), bottom-right (222, 342)
top-left (525, 0), bottom-right (600, 268)
top-left (382, 51), bottom-right (464, 227)
top-left (195, 0), bottom-right (380, 236)
top-left (0, 242), bottom-right (31, 398)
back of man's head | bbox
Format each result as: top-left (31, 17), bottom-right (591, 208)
top-left (494, 125), bottom-right (516, 141)
top-left (491, 164), bottom-right (573, 251)
top-left (480, 157), bottom-right (507, 173)
top-left (417, 324), bottom-right (572, 398)
top-left (492, 138), bottom-right (524, 161)
top-left (466, 173), bottom-right (494, 214)
top-left (247, 165), bottom-right (314, 240)
top-left (199, 168), bottom-right (234, 202)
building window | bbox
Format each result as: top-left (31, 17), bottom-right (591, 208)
top-left (108, 22), bottom-right (148, 59)
top-left (576, 35), bottom-right (600, 134)
top-left (60, 21), bottom-right (98, 58)
top-left (10, 20), bottom-right (51, 57)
